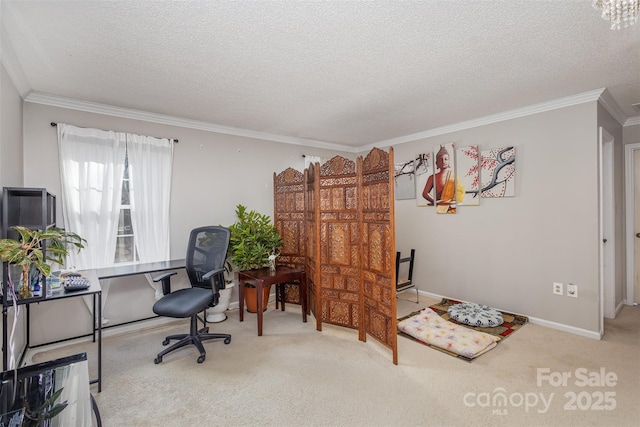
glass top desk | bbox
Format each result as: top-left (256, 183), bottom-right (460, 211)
top-left (2, 260), bottom-right (185, 394)
top-left (1, 269), bottom-right (102, 391)
top-left (94, 259), bottom-right (185, 279)
top-left (86, 260), bottom-right (184, 391)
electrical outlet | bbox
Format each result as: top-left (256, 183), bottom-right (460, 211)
top-left (567, 283), bottom-right (578, 298)
top-left (553, 282), bottom-right (563, 296)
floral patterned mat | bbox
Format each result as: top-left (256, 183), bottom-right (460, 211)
top-left (397, 298), bottom-right (528, 362)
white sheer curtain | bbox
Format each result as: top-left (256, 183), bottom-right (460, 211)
top-left (304, 155), bottom-right (322, 169)
top-left (57, 124), bottom-right (126, 270)
top-left (57, 124), bottom-right (127, 323)
top-left (127, 134), bottom-right (174, 299)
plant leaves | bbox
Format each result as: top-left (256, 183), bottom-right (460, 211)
top-left (229, 204), bottom-right (282, 271)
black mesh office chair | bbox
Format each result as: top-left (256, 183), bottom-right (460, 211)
top-left (152, 226), bottom-right (232, 364)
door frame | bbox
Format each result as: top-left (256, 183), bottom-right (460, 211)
top-left (624, 142), bottom-right (640, 306)
top-left (598, 127), bottom-right (615, 336)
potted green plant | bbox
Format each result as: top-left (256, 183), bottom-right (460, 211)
top-left (0, 226), bottom-right (86, 299)
top-left (228, 204), bottom-right (282, 312)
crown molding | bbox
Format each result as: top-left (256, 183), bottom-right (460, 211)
top-left (598, 87), bottom-right (628, 126)
top-left (363, 88), bottom-right (607, 151)
top-left (23, 91), bottom-right (358, 153)
top-left (23, 88), bottom-right (633, 153)
top-left (1, 26), bottom-right (31, 97)
top-left (625, 116), bottom-right (640, 126)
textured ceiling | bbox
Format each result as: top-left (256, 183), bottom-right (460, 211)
top-left (2, 1), bottom-right (639, 149)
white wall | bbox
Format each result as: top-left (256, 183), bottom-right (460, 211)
top-left (22, 102), bottom-right (351, 344)
top-left (0, 63), bottom-right (23, 187)
top-left (0, 63), bottom-right (26, 368)
top-left (390, 102), bottom-right (604, 333)
top-left (623, 123), bottom-right (640, 145)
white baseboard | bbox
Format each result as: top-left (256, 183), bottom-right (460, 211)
top-left (27, 289), bottom-right (604, 364)
top-left (614, 300), bottom-right (625, 317)
top-left (23, 316), bottom-right (179, 365)
top-left (526, 316), bottom-right (601, 340)
top-left (417, 290), bottom-right (447, 301)
top-left (416, 290), bottom-right (601, 340)
top-left (102, 316), bottom-right (178, 337)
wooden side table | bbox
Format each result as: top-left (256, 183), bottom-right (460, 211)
top-left (238, 266), bottom-right (307, 336)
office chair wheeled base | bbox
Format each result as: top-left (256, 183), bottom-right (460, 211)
top-left (154, 315), bottom-right (231, 364)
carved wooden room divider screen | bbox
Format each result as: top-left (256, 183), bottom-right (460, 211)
top-left (358, 147), bottom-right (398, 364)
top-left (273, 148), bottom-right (397, 364)
top-left (312, 156), bottom-right (361, 331)
top-left (304, 163), bottom-right (321, 330)
top-left (273, 168), bottom-right (306, 304)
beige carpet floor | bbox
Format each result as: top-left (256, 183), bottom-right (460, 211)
top-left (31, 295), bottom-right (640, 427)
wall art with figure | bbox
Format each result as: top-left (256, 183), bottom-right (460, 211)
top-left (422, 143), bottom-right (458, 214)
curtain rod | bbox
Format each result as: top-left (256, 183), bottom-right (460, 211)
top-left (50, 122), bottom-right (179, 143)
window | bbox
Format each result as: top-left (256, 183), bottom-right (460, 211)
top-left (57, 124), bottom-right (173, 271)
top-left (114, 154), bottom-right (139, 264)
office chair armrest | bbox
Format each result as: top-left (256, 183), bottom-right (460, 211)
top-left (202, 267), bottom-right (225, 289)
top-left (202, 267), bottom-right (225, 306)
top-left (152, 271), bottom-right (177, 295)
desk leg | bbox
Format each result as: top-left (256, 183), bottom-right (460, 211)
top-left (256, 280), bottom-right (263, 336)
top-left (239, 278), bottom-right (245, 322)
top-left (90, 291), bottom-right (102, 392)
top-left (92, 295), bottom-right (96, 343)
top-left (2, 307), bottom-right (7, 371)
top-left (97, 292), bottom-right (102, 393)
top-left (26, 304), bottom-right (31, 350)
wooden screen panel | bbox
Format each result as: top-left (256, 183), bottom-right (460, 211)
top-left (305, 163), bottom-right (322, 330)
top-left (318, 156), bottom-right (361, 330)
top-left (274, 168), bottom-right (306, 305)
top-left (359, 147), bottom-right (398, 364)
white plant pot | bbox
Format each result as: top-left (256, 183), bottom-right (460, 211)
top-left (206, 281), bottom-right (235, 323)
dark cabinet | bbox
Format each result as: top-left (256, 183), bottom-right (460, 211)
top-left (2, 187), bottom-right (55, 236)
top-left (1, 187), bottom-right (57, 303)
top-left (2, 188), bottom-right (58, 370)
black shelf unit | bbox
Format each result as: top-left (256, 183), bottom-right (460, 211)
top-left (2, 187), bottom-right (55, 234)
top-left (1, 188), bottom-right (56, 370)
top-left (1, 187), bottom-right (56, 304)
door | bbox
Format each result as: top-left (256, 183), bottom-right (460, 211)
top-left (634, 149), bottom-right (640, 304)
top-left (625, 142), bottom-right (640, 306)
top-left (600, 128), bottom-right (615, 322)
